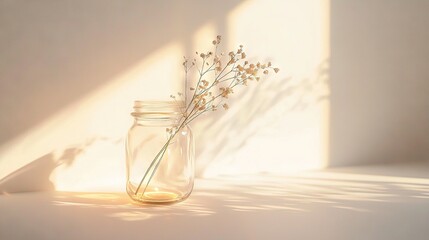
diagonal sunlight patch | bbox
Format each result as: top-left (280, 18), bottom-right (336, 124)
top-left (0, 42), bottom-right (184, 192)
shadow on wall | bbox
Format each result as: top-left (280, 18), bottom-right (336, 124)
top-left (0, 148), bottom-right (83, 193)
top-left (194, 60), bottom-right (330, 177)
top-left (0, 0), bottom-right (242, 146)
top-left (0, 138), bottom-right (106, 194)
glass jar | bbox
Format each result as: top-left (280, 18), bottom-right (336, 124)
top-left (126, 101), bottom-right (194, 204)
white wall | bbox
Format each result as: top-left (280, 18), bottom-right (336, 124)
top-left (329, 0), bottom-right (429, 166)
top-left (1, 0), bottom-right (428, 193)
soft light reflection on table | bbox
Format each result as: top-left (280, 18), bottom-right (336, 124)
top-left (1, 163), bottom-right (429, 240)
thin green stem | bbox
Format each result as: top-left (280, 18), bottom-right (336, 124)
top-left (134, 137), bottom-right (172, 195)
top-left (138, 118), bottom-right (190, 196)
top-left (184, 109), bottom-right (209, 125)
top-left (184, 65), bottom-right (188, 107)
top-left (140, 142), bottom-right (170, 196)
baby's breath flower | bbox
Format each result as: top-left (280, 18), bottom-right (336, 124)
top-left (198, 105), bottom-right (205, 110)
top-left (220, 87), bottom-right (233, 98)
top-left (274, 68), bottom-right (280, 73)
top-left (263, 70), bottom-right (269, 74)
top-left (166, 127), bottom-right (174, 134)
top-left (222, 103), bottom-right (229, 110)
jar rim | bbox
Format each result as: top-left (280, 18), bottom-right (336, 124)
top-left (132, 100), bottom-right (185, 118)
top-left (134, 100), bottom-right (185, 108)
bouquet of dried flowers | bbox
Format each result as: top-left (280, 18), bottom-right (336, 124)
top-left (134, 35), bottom-right (279, 195)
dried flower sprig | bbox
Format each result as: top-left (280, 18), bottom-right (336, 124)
top-left (177, 36), bottom-right (279, 124)
top-left (134, 36), bottom-right (279, 196)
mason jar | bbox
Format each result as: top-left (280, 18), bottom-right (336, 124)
top-left (126, 101), bottom-right (194, 204)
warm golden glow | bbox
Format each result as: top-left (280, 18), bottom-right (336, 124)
top-left (142, 191), bottom-right (179, 201)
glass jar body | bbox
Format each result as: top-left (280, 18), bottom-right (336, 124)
top-left (126, 102), bottom-right (194, 204)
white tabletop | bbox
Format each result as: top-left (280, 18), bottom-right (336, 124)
top-left (1, 162), bottom-right (429, 240)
